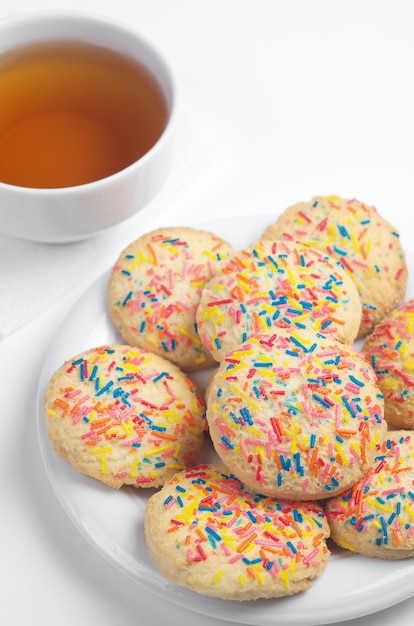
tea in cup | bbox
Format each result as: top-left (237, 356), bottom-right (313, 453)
top-left (0, 12), bottom-right (176, 242)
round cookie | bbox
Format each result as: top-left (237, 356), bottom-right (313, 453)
top-left (107, 227), bottom-right (234, 372)
top-left (43, 345), bottom-right (206, 489)
top-left (362, 299), bottom-right (414, 429)
top-left (261, 196), bottom-right (408, 339)
top-left (144, 462), bottom-right (331, 600)
top-left (206, 331), bottom-right (387, 500)
top-left (196, 239), bottom-right (362, 362)
top-left (325, 430), bottom-right (414, 559)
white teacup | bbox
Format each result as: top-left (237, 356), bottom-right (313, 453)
top-left (0, 11), bottom-right (176, 243)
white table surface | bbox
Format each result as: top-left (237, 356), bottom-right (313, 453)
top-left (2, 1), bottom-right (414, 625)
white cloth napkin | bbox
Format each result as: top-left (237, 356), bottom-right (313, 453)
top-left (0, 108), bottom-right (233, 337)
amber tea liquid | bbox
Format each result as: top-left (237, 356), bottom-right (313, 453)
top-left (0, 40), bottom-right (168, 188)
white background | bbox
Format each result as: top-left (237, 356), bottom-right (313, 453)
top-left (2, 1), bottom-right (414, 625)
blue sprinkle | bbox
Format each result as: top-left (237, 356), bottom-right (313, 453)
top-left (240, 407), bottom-right (253, 425)
top-left (95, 381), bottom-right (114, 396)
top-left (247, 511), bottom-right (257, 523)
top-left (221, 436), bottom-right (234, 449)
top-left (122, 291), bottom-right (133, 306)
top-left (153, 371), bottom-right (169, 383)
top-left (313, 394), bottom-right (331, 408)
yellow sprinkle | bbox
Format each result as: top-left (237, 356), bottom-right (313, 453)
top-left (229, 383), bottom-right (259, 410)
top-left (290, 331), bottom-right (312, 346)
top-left (313, 318), bottom-right (322, 331)
top-left (382, 379), bottom-right (400, 390)
top-left (145, 444), bottom-right (174, 457)
top-left (253, 568), bottom-right (265, 585)
top-left (351, 442), bottom-right (361, 457)
top-left (165, 245), bottom-right (180, 256)
top-left (91, 446), bottom-right (113, 474)
top-left (238, 574), bottom-right (245, 587)
top-left (349, 231), bottom-right (359, 253)
top-left (167, 463), bottom-right (184, 470)
top-left (106, 427), bottom-right (119, 437)
top-left (365, 497), bottom-right (393, 513)
top-left (213, 570), bottom-right (224, 584)
top-left (334, 440), bottom-right (349, 466)
top-left (91, 446), bottom-right (113, 454)
top-left (203, 250), bottom-right (218, 260)
top-left (130, 457), bottom-right (139, 477)
top-left (200, 308), bottom-right (226, 321)
top-left (288, 425), bottom-right (298, 454)
top-left (326, 223), bottom-right (337, 244)
top-left (247, 428), bottom-right (264, 439)
top-left (226, 361), bottom-right (248, 374)
top-left (237, 273), bottom-right (256, 290)
top-left (122, 420), bottom-right (134, 436)
top-left (195, 355), bottom-right (209, 364)
top-left (338, 539), bottom-right (357, 552)
top-left (126, 250), bottom-right (147, 271)
top-left (232, 347), bottom-right (255, 357)
top-left (405, 503), bottom-right (414, 520)
top-left (178, 326), bottom-right (202, 344)
top-left (260, 301), bottom-right (276, 313)
top-left (160, 409), bottom-right (179, 419)
top-left (279, 569), bottom-right (290, 589)
top-left (255, 354), bottom-right (274, 363)
top-left (285, 268), bottom-right (302, 293)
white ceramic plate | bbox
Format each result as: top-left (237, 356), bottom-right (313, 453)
top-left (36, 214), bottom-right (414, 626)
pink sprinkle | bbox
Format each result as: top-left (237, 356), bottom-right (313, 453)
top-left (382, 487), bottom-right (405, 495)
top-left (303, 550), bottom-right (320, 566)
top-left (161, 448), bottom-right (176, 458)
top-left (229, 554), bottom-right (244, 564)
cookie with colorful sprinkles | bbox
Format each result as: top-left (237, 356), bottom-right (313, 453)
top-left (362, 299), bottom-right (414, 429)
top-left (144, 463), bottom-right (331, 600)
top-left (261, 196), bottom-right (408, 339)
top-left (206, 331), bottom-right (387, 500)
top-left (196, 239), bottom-right (362, 362)
top-left (107, 227), bottom-right (234, 372)
top-left (325, 430), bottom-right (414, 559)
top-left (43, 345), bottom-right (206, 489)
